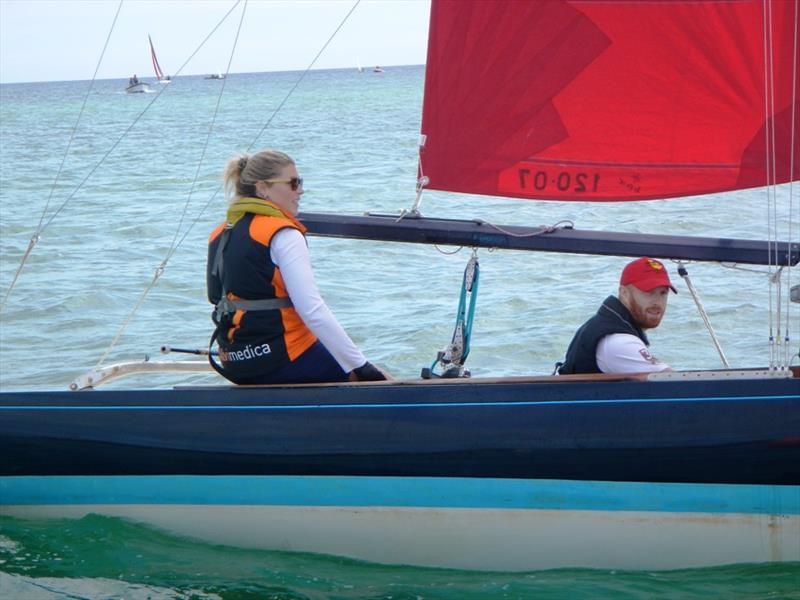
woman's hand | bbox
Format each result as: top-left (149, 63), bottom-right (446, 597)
top-left (350, 361), bottom-right (393, 381)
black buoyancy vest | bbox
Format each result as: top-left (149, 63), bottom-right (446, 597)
top-left (206, 213), bottom-right (300, 381)
top-left (558, 295), bottom-right (650, 375)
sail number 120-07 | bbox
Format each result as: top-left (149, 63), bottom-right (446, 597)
top-left (517, 169), bottom-right (600, 194)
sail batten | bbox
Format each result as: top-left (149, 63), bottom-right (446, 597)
top-left (420, 0), bottom-right (800, 202)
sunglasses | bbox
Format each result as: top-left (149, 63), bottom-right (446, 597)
top-left (264, 177), bottom-right (304, 191)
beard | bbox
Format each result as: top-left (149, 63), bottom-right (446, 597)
top-left (628, 301), bottom-right (664, 330)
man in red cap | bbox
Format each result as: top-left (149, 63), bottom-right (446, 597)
top-left (558, 257), bottom-right (676, 375)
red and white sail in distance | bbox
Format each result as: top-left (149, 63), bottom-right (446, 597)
top-left (420, 0), bottom-right (799, 202)
top-left (149, 34), bottom-right (166, 81)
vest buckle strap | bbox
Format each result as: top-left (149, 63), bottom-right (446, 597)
top-left (214, 296), bottom-right (293, 323)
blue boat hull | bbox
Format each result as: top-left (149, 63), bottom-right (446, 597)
top-left (2, 376), bottom-right (798, 569)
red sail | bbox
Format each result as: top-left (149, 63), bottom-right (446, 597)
top-left (420, 0), bottom-right (799, 202)
top-left (149, 34), bottom-right (164, 81)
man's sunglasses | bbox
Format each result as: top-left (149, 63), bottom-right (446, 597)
top-left (264, 177), bottom-right (304, 191)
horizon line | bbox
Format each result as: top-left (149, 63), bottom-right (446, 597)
top-left (0, 63), bottom-right (426, 86)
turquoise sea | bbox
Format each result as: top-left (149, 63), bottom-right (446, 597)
top-left (1, 67), bottom-right (798, 598)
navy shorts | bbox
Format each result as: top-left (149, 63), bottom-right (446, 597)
top-left (235, 341), bottom-right (349, 385)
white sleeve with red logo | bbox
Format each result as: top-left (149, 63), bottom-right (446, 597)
top-left (271, 228), bottom-right (367, 372)
top-left (596, 333), bottom-right (671, 374)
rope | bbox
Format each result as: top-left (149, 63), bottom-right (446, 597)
top-left (424, 249), bottom-right (479, 378)
top-left (677, 263), bottom-right (730, 368)
top-left (426, 218), bottom-right (574, 255)
top-left (718, 262), bottom-right (775, 275)
top-left (96, 264), bottom-right (166, 367)
top-left (477, 218), bottom-right (575, 238)
top-left (409, 134), bottom-right (428, 215)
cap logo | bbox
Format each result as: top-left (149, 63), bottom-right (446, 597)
top-left (647, 259), bottom-right (663, 270)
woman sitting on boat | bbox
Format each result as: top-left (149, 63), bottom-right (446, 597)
top-left (207, 149), bottom-right (389, 384)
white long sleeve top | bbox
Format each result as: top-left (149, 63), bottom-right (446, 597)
top-left (596, 333), bottom-right (671, 373)
top-left (269, 227), bottom-right (366, 373)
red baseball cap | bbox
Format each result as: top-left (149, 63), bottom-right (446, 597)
top-left (620, 257), bottom-right (677, 293)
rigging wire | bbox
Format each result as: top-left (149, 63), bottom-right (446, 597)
top-left (165, 0), bottom-right (365, 260)
top-left (0, 0), bottom-right (244, 315)
top-left (767, 0), bottom-right (785, 369)
top-left (94, 0), bottom-right (363, 366)
top-left (0, 1), bottom-right (124, 314)
top-left (246, 0), bottom-right (363, 151)
top-left (42, 1), bottom-right (243, 231)
top-left (95, 0), bottom-right (250, 368)
top-left (762, 0), bottom-right (777, 369)
top-left (164, 2), bottom-right (247, 264)
top-left (785, 0), bottom-right (799, 368)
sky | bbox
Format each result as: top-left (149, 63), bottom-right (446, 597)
top-left (0, 0), bottom-right (431, 84)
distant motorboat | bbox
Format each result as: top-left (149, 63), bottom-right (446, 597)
top-left (125, 79), bottom-right (150, 94)
top-left (205, 71), bottom-right (225, 80)
top-left (373, 65), bottom-right (384, 73)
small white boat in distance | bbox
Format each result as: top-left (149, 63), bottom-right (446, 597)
top-left (125, 75), bottom-right (150, 94)
top-left (373, 65), bottom-right (384, 73)
top-left (205, 71), bottom-right (225, 80)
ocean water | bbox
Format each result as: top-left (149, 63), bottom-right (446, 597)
top-left (1, 67), bottom-right (798, 598)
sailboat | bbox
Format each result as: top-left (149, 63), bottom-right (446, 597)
top-left (149, 34), bottom-right (171, 84)
top-left (124, 34), bottom-right (167, 93)
top-left (1, 0), bottom-right (798, 572)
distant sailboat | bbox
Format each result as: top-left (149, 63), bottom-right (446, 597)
top-left (357, 57), bottom-right (364, 73)
top-left (149, 34), bottom-right (171, 84)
